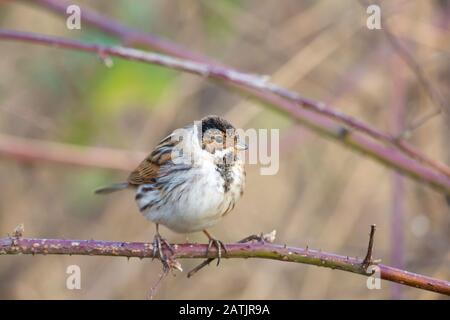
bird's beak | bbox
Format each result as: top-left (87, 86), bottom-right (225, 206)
top-left (236, 141), bottom-right (248, 151)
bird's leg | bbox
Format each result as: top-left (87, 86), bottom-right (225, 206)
top-left (152, 224), bottom-right (174, 267)
top-left (187, 231), bottom-right (275, 278)
top-left (203, 230), bottom-right (227, 266)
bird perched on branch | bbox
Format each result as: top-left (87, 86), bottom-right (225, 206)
top-left (95, 115), bottom-right (247, 266)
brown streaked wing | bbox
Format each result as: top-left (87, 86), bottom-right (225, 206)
top-left (127, 156), bottom-right (160, 185)
top-left (127, 135), bottom-right (177, 185)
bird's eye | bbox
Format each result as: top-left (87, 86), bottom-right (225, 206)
top-left (215, 135), bottom-right (223, 143)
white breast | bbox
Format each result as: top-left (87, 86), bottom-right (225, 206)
top-left (135, 128), bottom-right (245, 233)
top-left (136, 160), bottom-right (244, 233)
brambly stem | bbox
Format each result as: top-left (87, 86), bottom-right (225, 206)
top-left (0, 234), bottom-right (449, 296)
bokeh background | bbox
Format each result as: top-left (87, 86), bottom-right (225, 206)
top-left (0, 0), bottom-right (449, 299)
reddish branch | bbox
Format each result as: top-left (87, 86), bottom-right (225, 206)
top-left (1, 30), bottom-right (450, 195)
top-left (28, 0), bottom-right (450, 179)
top-left (0, 234), bottom-right (449, 296)
top-left (0, 134), bottom-right (144, 171)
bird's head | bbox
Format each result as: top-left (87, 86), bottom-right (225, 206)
top-left (199, 115), bottom-right (247, 163)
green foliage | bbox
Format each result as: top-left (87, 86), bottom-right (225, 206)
top-left (60, 53), bottom-right (175, 145)
top-left (88, 60), bottom-right (175, 115)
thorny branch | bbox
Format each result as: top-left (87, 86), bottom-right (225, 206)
top-left (0, 226), bottom-right (449, 296)
top-left (1, 30), bottom-right (450, 196)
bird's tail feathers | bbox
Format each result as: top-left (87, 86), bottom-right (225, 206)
top-left (94, 182), bottom-right (129, 195)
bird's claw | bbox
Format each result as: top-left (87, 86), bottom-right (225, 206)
top-left (207, 238), bottom-right (228, 266)
top-left (152, 234), bottom-right (174, 268)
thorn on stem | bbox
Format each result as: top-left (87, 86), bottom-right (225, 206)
top-left (362, 224), bottom-right (376, 271)
top-left (12, 224), bottom-right (24, 239)
top-left (336, 127), bottom-right (350, 139)
top-left (97, 49), bottom-right (114, 68)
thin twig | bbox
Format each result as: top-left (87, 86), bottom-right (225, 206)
top-left (1, 232), bottom-right (449, 295)
top-left (147, 268), bottom-right (170, 300)
top-left (358, 0), bottom-right (445, 138)
top-left (31, 0), bottom-right (209, 63)
top-left (383, 28), bottom-right (444, 138)
top-left (362, 225), bottom-right (376, 270)
top-left (1, 30), bottom-right (450, 195)
top-left (29, 0), bottom-right (450, 180)
top-left (401, 109), bottom-right (443, 139)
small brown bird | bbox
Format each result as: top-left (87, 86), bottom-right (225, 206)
top-left (95, 115), bottom-right (247, 265)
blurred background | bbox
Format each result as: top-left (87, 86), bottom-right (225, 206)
top-left (0, 0), bottom-right (449, 299)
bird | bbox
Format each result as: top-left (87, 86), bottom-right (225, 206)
top-left (95, 115), bottom-right (247, 266)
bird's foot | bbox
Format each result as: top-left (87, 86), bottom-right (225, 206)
top-left (152, 234), bottom-right (174, 269)
top-left (207, 238), bottom-right (228, 266)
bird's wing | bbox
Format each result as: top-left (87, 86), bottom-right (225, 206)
top-left (127, 134), bottom-right (177, 185)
